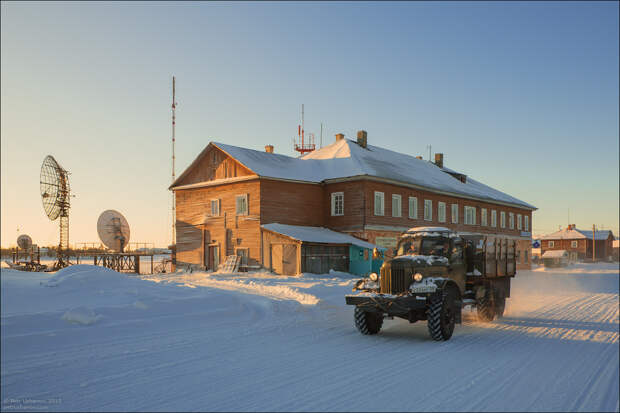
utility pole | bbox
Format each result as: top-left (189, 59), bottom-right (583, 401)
top-left (171, 76), bottom-right (177, 246)
top-left (592, 224), bottom-right (596, 261)
top-left (427, 145), bottom-right (432, 161)
top-left (320, 123), bottom-right (323, 149)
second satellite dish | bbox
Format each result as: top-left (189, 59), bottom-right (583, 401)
top-left (17, 234), bottom-right (33, 250)
top-left (97, 210), bottom-right (130, 252)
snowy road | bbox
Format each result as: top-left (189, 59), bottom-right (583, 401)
top-left (1, 264), bottom-right (618, 411)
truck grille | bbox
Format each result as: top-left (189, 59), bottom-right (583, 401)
top-left (380, 264), bottom-right (409, 294)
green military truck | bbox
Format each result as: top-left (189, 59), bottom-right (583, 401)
top-left (345, 227), bottom-right (517, 341)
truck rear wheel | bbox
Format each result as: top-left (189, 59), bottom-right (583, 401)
top-left (354, 307), bottom-right (383, 335)
top-left (495, 294), bottom-right (506, 318)
top-left (477, 289), bottom-right (496, 322)
top-left (427, 289), bottom-right (456, 341)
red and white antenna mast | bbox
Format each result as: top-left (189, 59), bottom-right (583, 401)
top-left (294, 103), bottom-right (315, 156)
top-left (171, 76), bottom-right (177, 246)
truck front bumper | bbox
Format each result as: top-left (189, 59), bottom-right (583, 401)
top-left (345, 293), bottom-right (432, 315)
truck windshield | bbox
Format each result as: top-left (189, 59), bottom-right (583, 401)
top-left (396, 237), bottom-right (450, 257)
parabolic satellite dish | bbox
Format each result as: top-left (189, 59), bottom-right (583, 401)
top-left (17, 234), bottom-right (33, 250)
top-left (97, 210), bottom-right (130, 252)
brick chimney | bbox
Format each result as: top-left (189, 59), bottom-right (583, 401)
top-left (356, 130), bottom-right (368, 148)
top-left (265, 145), bottom-right (274, 153)
top-left (567, 224), bottom-right (575, 230)
top-left (416, 156), bottom-right (423, 160)
top-left (434, 153), bottom-right (444, 168)
top-left (335, 133), bottom-right (345, 141)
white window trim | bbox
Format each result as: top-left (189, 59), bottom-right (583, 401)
top-left (500, 211), bottom-right (506, 228)
top-left (481, 208), bottom-right (487, 226)
top-left (491, 210), bottom-right (497, 227)
top-left (549, 240), bottom-right (555, 248)
top-left (517, 214), bottom-right (522, 230)
top-left (451, 204), bottom-right (458, 224)
top-left (525, 216), bottom-right (529, 231)
top-left (392, 194), bottom-right (402, 218)
top-left (374, 191), bottom-right (385, 216)
top-left (236, 194), bottom-right (248, 216)
top-left (424, 200), bottom-right (433, 222)
top-left (464, 206), bottom-right (476, 225)
top-left (408, 196), bottom-right (418, 219)
top-left (210, 198), bottom-right (221, 217)
top-left (331, 192), bottom-right (344, 216)
top-left (509, 212), bottom-right (515, 229)
top-left (571, 240), bottom-right (578, 248)
top-left (438, 202), bottom-right (446, 223)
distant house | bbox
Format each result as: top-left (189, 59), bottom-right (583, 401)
top-left (540, 225), bottom-right (615, 261)
top-left (170, 131), bottom-right (537, 273)
top-left (541, 250), bottom-right (569, 267)
top-left (613, 240), bottom-right (619, 261)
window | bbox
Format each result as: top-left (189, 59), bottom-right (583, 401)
top-left (424, 200), bottom-right (432, 221)
top-left (517, 250), bottom-right (521, 263)
top-left (509, 213), bottom-right (515, 229)
top-left (500, 211), bottom-right (506, 228)
top-left (549, 241), bottom-right (555, 248)
top-left (392, 194), bottom-right (402, 217)
top-left (210, 199), bottom-right (220, 216)
top-left (491, 210), bottom-right (497, 227)
top-left (517, 214), bottom-right (522, 230)
top-left (438, 202), bottom-right (446, 223)
top-left (331, 192), bottom-right (344, 216)
top-left (525, 216), bottom-right (529, 232)
top-left (481, 208), bottom-right (488, 226)
top-left (235, 194), bottom-right (248, 215)
top-left (571, 240), bottom-right (578, 248)
top-left (408, 197), bottom-right (418, 219)
top-left (451, 204), bottom-right (459, 224)
top-left (464, 206), bottom-right (476, 225)
top-left (374, 192), bottom-right (384, 216)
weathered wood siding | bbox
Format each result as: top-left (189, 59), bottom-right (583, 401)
top-left (260, 179), bottom-right (324, 226)
top-left (176, 146), bottom-right (254, 187)
top-left (175, 180), bottom-right (261, 267)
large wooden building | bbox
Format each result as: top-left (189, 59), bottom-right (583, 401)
top-left (540, 225), bottom-right (615, 261)
top-left (170, 131), bottom-right (537, 272)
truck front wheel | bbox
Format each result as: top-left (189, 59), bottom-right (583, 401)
top-left (427, 289), bottom-right (456, 341)
top-left (354, 307), bottom-right (383, 335)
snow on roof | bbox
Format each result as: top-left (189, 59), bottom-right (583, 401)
top-left (540, 228), bottom-right (614, 241)
top-left (175, 139), bottom-right (536, 210)
top-left (261, 223), bottom-right (378, 250)
top-left (542, 250), bottom-right (569, 258)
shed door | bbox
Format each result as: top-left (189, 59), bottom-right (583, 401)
top-left (272, 244), bottom-right (283, 274)
top-left (282, 244), bottom-right (297, 275)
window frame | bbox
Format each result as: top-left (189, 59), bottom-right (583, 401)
top-left (481, 208), bottom-right (487, 226)
top-left (549, 240), bottom-right (555, 248)
top-left (438, 202), bottom-right (446, 223)
top-left (424, 199), bottom-right (433, 221)
top-left (525, 215), bottom-right (529, 232)
top-left (500, 211), bottom-right (506, 228)
top-left (451, 204), bottom-right (459, 224)
top-left (464, 206), bottom-right (476, 225)
top-left (392, 194), bottom-right (402, 218)
top-left (491, 210), bottom-right (497, 227)
top-left (374, 191), bottom-right (385, 216)
top-left (331, 192), bottom-right (344, 216)
top-left (235, 194), bottom-right (248, 216)
top-left (210, 198), bottom-right (221, 217)
top-left (509, 212), bottom-right (515, 229)
top-left (408, 196), bottom-right (418, 219)
top-left (571, 240), bottom-right (578, 248)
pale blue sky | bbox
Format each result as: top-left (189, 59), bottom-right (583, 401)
top-left (1, 1), bottom-right (618, 247)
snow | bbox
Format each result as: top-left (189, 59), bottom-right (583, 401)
top-left (1, 263), bottom-right (618, 411)
top-left (404, 226), bottom-right (452, 234)
top-left (261, 223), bottom-right (378, 250)
top-left (193, 140), bottom-right (536, 210)
top-left (393, 255), bottom-right (450, 265)
top-left (542, 250), bottom-right (569, 258)
top-left (540, 227), bottom-right (614, 241)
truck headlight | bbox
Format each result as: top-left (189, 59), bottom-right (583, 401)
top-left (413, 273), bottom-right (423, 282)
top-left (369, 272), bottom-right (378, 282)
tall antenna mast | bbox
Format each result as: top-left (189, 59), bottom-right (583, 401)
top-left (293, 103), bottom-right (315, 156)
top-left (171, 76), bottom-right (177, 246)
top-left (320, 122), bottom-right (323, 148)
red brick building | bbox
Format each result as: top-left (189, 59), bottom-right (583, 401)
top-left (170, 131), bottom-right (537, 271)
top-left (540, 224), bottom-right (615, 261)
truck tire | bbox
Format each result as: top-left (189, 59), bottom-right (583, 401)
top-left (427, 288), bottom-right (456, 341)
top-left (354, 307), bottom-right (383, 335)
top-left (477, 290), bottom-right (495, 322)
top-left (495, 292), bottom-right (506, 319)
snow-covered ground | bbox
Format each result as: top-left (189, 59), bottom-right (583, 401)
top-left (1, 263), bottom-right (618, 411)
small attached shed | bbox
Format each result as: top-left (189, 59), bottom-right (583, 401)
top-left (261, 223), bottom-right (381, 276)
top-left (542, 250), bottom-right (569, 267)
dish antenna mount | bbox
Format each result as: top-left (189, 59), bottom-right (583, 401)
top-left (97, 210), bottom-right (130, 252)
top-left (40, 155), bottom-right (71, 269)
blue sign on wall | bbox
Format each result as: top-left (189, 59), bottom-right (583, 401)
top-left (532, 241), bottom-right (541, 248)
